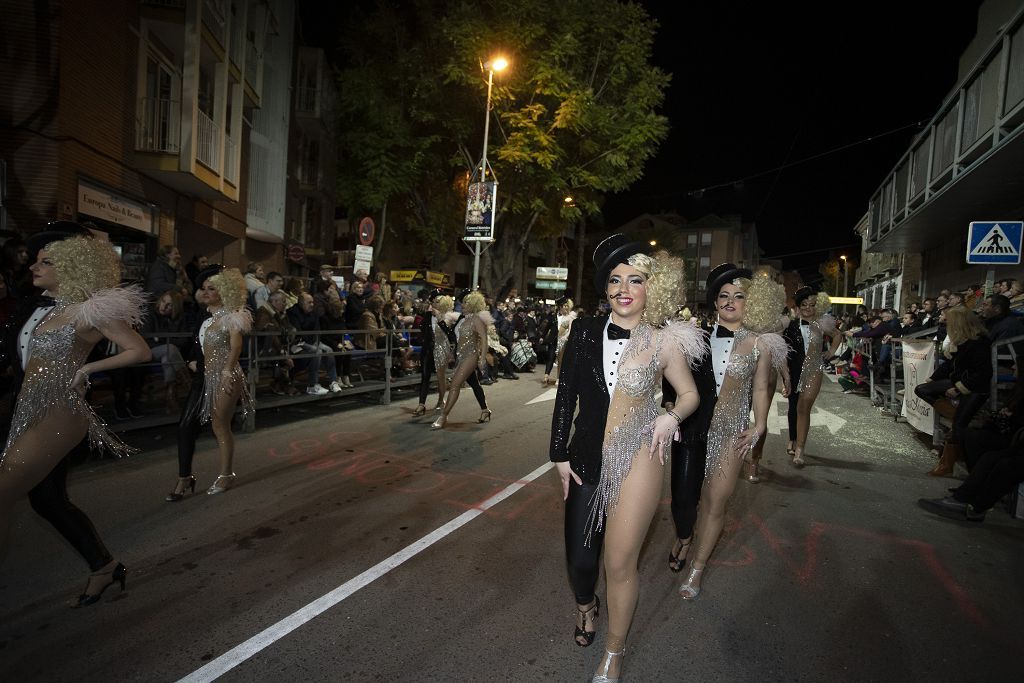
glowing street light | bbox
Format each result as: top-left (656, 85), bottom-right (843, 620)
top-left (649, 240), bottom-right (657, 247)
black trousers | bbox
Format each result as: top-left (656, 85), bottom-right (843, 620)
top-left (564, 479), bottom-right (605, 605)
top-left (787, 392), bottom-right (800, 441)
top-left (465, 371), bottom-right (487, 410)
top-left (952, 445), bottom-right (1024, 510)
top-left (27, 442), bottom-right (114, 572)
top-left (961, 427), bottom-right (1012, 472)
top-left (670, 440), bottom-right (706, 540)
top-left (418, 352), bottom-right (437, 405)
top-left (177, 378), bottom-right (205, 477)
top-left (914, 379), bottom-right (988, 442)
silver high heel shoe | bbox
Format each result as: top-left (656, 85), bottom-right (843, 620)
top-left (679, 563), bottom-right (705, 600)
top-left (592, 649), bottom-right (624, 683)
top-left (430, 415), bottom-right (447, 430)
top-left (792, 447), bottom-right (805, 467)
top-left (207, 473), bottom-right (236, 495)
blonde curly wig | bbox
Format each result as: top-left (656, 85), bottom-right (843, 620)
top-left (742, 269), bottom-right (788, 333)
top-left (559, 298), bottom-right (574, 313)
top-left (47, 236), bottom-right (122, 304)
top-left (207, 268), bottom-right (248, 310)
top-left (433, 295), bottom-right (454, 315)
top-left (623, 250), bottom-right (686, 327)
top-left (814, 291), bottom-right (832, 318)
top-left (462, 291), bottom-right (486, 315)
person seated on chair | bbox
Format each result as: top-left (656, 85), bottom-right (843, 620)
top-left (288, 292), bottom-right (341, 395)
top-left (254, 290), bottom-right (299, 396)
top-left (913, 307), bottom-right (992, 477)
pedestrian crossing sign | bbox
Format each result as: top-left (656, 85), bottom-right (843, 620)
top-left (966, 221), bottom-right (1023, 265)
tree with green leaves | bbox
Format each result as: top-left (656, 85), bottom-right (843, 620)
top-left (334, 0), bottom-right (670, 295)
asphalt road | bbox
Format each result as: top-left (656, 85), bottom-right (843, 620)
top-left (1, 373), bottom-right (1022, 682)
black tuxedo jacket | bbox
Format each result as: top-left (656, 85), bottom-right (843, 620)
top-left (662, 326), bottom-right (715, 444)
top-left (0, 297), bottom-right (56, 442)
top-left (548, 316), bottom-right (611, 485)
top-left (187, 311), bottom-right (211, 381)
top-left (783, 319), bottom-right (807, 386)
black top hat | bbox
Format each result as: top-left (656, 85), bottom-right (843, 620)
top-left (592, 233), bottom-right (650, 292)
top-left (794, 285), bottom-right (818, 306)
top-left (194, 264), bottom-right (224, 289)
top-left (26, 221), bottom-right (95, 258)
top-left (427, 288), bottom-right (444, 302)
top-left (706, 263), bottom-right (753, 310)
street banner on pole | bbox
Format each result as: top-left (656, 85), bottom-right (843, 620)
top-left (901, 340), bottom-right (936, 435)
top-left (464, 181), bottom-right (496, 242)
top-left (966, 221), bottom-right (1023, 264)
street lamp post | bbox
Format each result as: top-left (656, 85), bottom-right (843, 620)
top-left (840, 254), bottom-right (849, 312)
top-left (469, 57), bottom-right (508, 290)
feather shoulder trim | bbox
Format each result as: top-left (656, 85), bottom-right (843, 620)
top-left (443, 311), bottom-right (461, 326)
top-left (660, 320), bottom-right (709, 368)
top-left (476, 310), bottom-right (494, 327)
top-left (68, 285), bottom-right (147, 329)
top-left (755, 332), bottom-right (789, 371)
top-left (777, 314), bottom-right (792, 333)
top-left (818, 314), bottom-right (836, 334)
top-left (218, 308), bottom-right (253, 334)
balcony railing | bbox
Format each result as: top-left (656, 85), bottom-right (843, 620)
top-left (136, 97), bottom-right (180, 153)
top-left (248, 141), bottom-right (269, 220)
top-left (203, 0), bottom-right (227, 45)
top-left (297, 85), bottom-right (318, 114)
top-left (196, 109), bottom-right (220, 171)
top-left (865, 6), bottom-right (1024, 245)
top-left (223, 134), bottom-right (238, 185)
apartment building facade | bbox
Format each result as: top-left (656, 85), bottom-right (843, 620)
top-left (0, 0), bottom-right (295, 279)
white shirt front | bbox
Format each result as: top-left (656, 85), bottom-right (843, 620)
top-left (800, 320), bottom-right (811, 352)
top-left (199, 316), bottom-right (215, 349)
top-left (602, 317), bottom-right (628, 397)
top-left (710, 324), bottom-right (735, 396)
top-left (18, 303), bottom-right (54, 369)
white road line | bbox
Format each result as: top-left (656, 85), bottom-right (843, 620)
top-left (176, 461), bottom-right (556, 683)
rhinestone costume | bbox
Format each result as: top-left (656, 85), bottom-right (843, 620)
top-left (453, 311), bottom-right (493, 372)
top-left (586, 321), bottom-right (706, 542)
top-left (705, 330), bottom-right (788, 477)
top-left (432, 317), bottom-right (453, 371)
top-left (1, 288), bottom-right (146, 466)
top-left (198, 308), bottom-right (255, 425)
top-left (556, 312), bottom-right (577, 356)
top-left (797, 315), bottom-right (835, 393)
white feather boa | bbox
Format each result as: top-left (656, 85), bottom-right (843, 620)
top-left (755, 332), bottom-right (789, 371)
top-left (218, 308), bottom-right (253, 334)
top-left (818, 314), bottom-right (836, 334)
top-left (660, 320), bottom-right (709, 368)
top-left (67, 285), bottom-right (147, 329)
top-left (443, 311), bottom-right (461, 326)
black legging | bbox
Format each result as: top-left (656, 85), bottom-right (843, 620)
top-left (27, 443), bottom-right (114, 572)
top-left (418, 351), bottom-right (437, 405)
top-left (670, 440), bottom-right (706, 540)
top-left (177, 377), bottom-right (205, 477)
top-left (464, 371), bottom-right (487, 409)
top-left (564, 479), bottom-right (605, 605)
top-left (914, 379), bottom-right (988, 443)
top-left (787, 392), bottom-right (800, 441)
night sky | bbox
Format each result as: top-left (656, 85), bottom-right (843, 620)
top-left (603, 1), bottom-right (983, 281)
top-left (302, 1), bottom-right (984, 282)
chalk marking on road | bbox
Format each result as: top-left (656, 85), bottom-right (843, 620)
top-left (176, 461), bottom-right (556, 683)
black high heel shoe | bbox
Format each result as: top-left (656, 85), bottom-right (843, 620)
top-left (73, 563), bottom-right (127, 608)
top-left (668, 538), bottom-right (691, 573)
top-left (165, 475), bottom-right (197, 502)
top-left (478, 408), bottom-right (492, 423)
top-left (574, 596), bottom-right (600, 647)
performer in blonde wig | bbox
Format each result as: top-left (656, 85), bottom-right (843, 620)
top-left (0, 235), bottom-right (150, 606)
top-left (678, 269), bottom-right (789, 600)
top-left (746, 270), bottom-right (791, 483)
top-left (543, 296), bottom-right (576, 385)
top-left (782, 287), bottom-right (837, 466)
top-left (566, 238), bottom-right (704, 682)
top-left (194, 268), bottom-right (254, 494)
top-left (413, 292), bottom-right (455, 416)
top-left (432, 291), bottom-right (491, 429)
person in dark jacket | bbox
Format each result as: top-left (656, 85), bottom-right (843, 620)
top-left (981, 294), bottom-right (1024, 363)
top-left (288, 292), bottom-right (340, 395)
top-left (146, 245), bottom-right (184, 297)
top-left (914, 306), bottom-right (992, 476)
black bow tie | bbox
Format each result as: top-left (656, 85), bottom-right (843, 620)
top-left (800, 320), bottom-right (811, 326)
top-left (607, 323), bottom-right (631, 340)
top-left (33, 295), bottom-right (55, 308)
top-left (715, 326), bottom-right (734, 338)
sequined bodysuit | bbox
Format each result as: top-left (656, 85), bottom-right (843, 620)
top-left (586, 321), bottom-right (706, 540)
top-left (2, 307), bottom-right (135, 466)
top-left (198, 309), bottom-right (255, 424)
top-left (798, 318), bottom-right (828, 393)
top-left (433, 318), bottom-right (453, 371)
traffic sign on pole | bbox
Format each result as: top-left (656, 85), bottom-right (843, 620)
top-left (966, 221), bottom-right (1023, 265)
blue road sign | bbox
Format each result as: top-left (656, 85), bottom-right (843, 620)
top-left (966, 221), bottom-right (1023, 265)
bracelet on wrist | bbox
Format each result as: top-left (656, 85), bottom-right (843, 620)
top-left (667, 409), bottom-right (683, 423)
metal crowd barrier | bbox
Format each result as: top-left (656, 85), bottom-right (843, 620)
top-left (989, 333), bottom-right (1023, 411)
top-left (93, 326), bottom-right (427, 434)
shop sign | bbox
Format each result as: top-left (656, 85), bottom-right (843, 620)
top-left (536, 279), bottom-right (568, 290)
top-left (77, 181), bottom-right (154, 233)
top-left (425, 271), bottom-right (450, 286)
top-left (390, 270), bottom-right (418, 283)
top-left (287, 243), bottom-right (305, 262)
